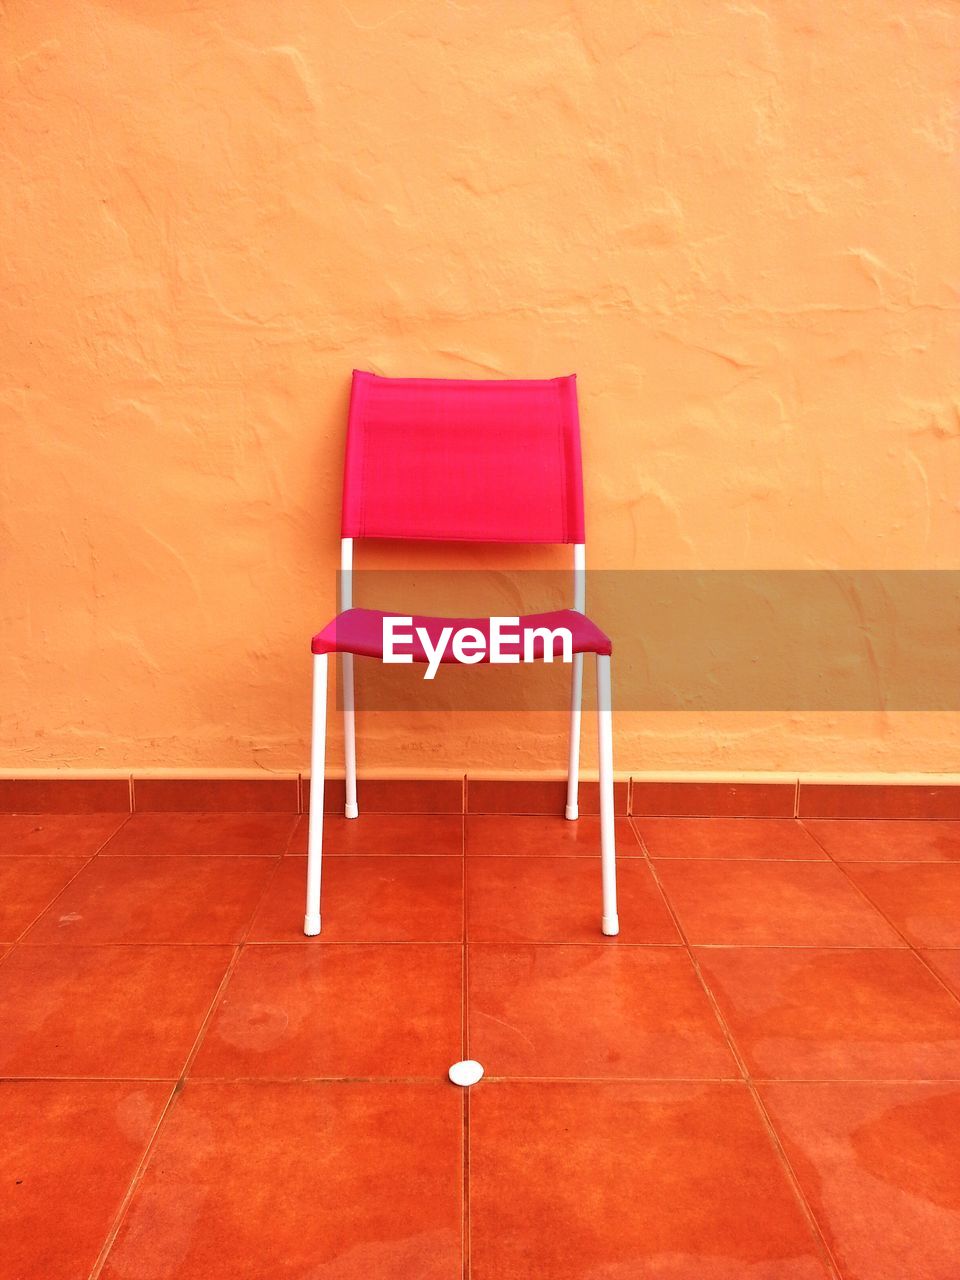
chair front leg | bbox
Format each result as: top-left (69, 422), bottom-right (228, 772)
top-left (596, 653), bottom-right (619, 936)
top-left (304, 652), bottom-right (329, 936)
top-left (342, 652), bottom-right (359, 819)
top-left (565, 652), bottom-right (583, 820)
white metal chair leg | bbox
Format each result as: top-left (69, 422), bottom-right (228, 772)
top-left (565, 652), bottom-right (583, 820)
top-left (340, 538), bottom-right (359, 821)
top-left (567, 542), bottom-right (586, 820)
top-left (342, 652), bottom-right (358, 819)
top-left (597, 653), bottom-right (619, 936)
top-left (304, 652), bottom-right (328, 936)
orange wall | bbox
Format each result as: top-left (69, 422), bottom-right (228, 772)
top-left (2, 1), bottom-right (958, 776)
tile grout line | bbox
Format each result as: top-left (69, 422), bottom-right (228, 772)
top-left (802, 815), bottom-right (960, 823)
top-left (11, 853), bottom-right (101, 946)
top-left (911, 948), bottom-right (960, 1008)
top-left (642, 850), bottom-right (843, 1280)
top-left (85, 941), bottom-right (245, 1280)
top-left (461, 807), bottom-right (468, 1061)
top-left (460, 789), bottom-right (471, 1280)
top-left (642, 855), bottom-right (841, 862)
top-left (85, 843), bottom-right (285, 1279)
top-left (85, 1078), bottom-right (180, 1280)
top-left (0, 1073), bottom-right (180, 1084)
top-left (743, 1085), bottom-right (843, 1280)
top-left (637, 843), bottom-right (750, 1084)
top-left (13, 938), bottom-right (941, 950)
top-left (101, 812), bottom-right (135, 850)
top-left (177, 948), bottom-right (249, 1082)
top-left (7, 805), bottom-right (138, 942)
top-left (800, 821), bottom-right (960, 1012)
top-left (463, 1088), bottom-right (471, 1280)
top-left (6, 1069), bottom-right (960, 1085)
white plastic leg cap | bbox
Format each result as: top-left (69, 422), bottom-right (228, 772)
top-left (448, 1059), bottom-right (484, 1087)
top-left (602, 915), bottom-right (620, 936)
top-left (344, 803), bottom-right (359, 819)
top-left (303, 914), bottom-right (322, 936)
top-left (565, 803), bottom-right (579, 821)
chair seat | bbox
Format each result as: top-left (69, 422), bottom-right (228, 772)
top-left (311, 607), bottom-right (612, 662)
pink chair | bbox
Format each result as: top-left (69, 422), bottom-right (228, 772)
top-left (306, 371), bottom-right (619, 936)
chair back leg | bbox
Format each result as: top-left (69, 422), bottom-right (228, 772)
top-left (596, 653), bottom-right (619, 936)
top-left (304, 652), bottom-right (329, 935)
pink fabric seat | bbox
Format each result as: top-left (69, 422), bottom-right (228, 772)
top-left (311, 607), bottom-right (612, 661)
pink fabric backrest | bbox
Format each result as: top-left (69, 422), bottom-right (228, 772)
top-left (341, 371), bottom-right (585, 543)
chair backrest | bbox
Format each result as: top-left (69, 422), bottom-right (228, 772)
top-left (341, 371), bottom-right (585, 544)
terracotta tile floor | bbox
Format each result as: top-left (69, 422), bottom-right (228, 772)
top-left (3, 809), bottom-right (960, 1279)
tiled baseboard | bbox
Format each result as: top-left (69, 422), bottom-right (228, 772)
top-left (1, 774), bottom-right (959, 817)
top-left (796, 783), bottom-right (960, 819)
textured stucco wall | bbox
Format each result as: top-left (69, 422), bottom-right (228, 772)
top-left (1, 1), bottom-right (958, 775)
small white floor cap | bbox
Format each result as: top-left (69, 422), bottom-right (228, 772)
top-left (448, 1059), bottom-right (484, 1087)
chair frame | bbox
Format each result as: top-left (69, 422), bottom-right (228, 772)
top-left (304, 535), bottom-right (619, 938)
